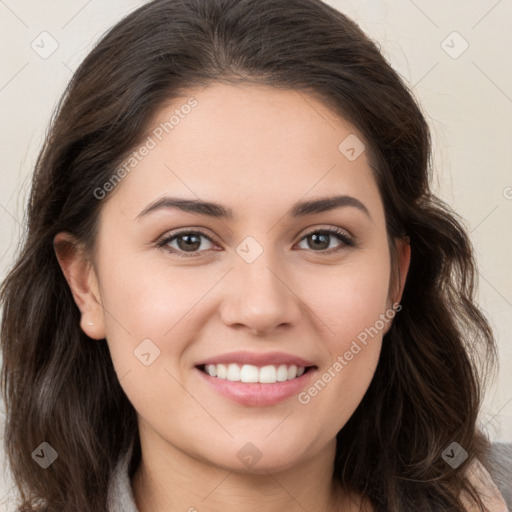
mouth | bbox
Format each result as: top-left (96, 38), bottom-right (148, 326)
top-left (193, 350), bottom-right (319, 406)
top-left (195, 363), bottom-right (317, 384)
top-left (194, 363), bottom-right (318, 407)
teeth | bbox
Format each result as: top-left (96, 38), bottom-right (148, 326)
top-left (240, 364), bottom-right (259, 382)
top-left (204, 363), bottom-right (307, 383)
top-left (216, 364), bottom-right (226, 379)
top-left (227, 363), bottom-right (241, 381)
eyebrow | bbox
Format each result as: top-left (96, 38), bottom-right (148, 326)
top-left (135, 194), bottom-right (371, 221)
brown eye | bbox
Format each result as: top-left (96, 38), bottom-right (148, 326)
top-left (157, 226), bottom-right (355, 259)
top-left (296, 228), bottom-right (354, 252)
top-left (157, 230), bottom-right (216, 257)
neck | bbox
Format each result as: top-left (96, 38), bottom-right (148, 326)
top-left (131, 430), bottom-right (363, 512)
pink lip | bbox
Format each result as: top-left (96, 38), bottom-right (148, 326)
top-left (195, 366), bottom-right (318, 407)
top-left (195, 350), bottom-right (316, 368)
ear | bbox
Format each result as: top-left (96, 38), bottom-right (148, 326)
top-left (391, 235), bottom-right (411, 305)
top-left (384, 236), bottom-right (411, 333)
top-left (53, 232), bottom-right (106, 340)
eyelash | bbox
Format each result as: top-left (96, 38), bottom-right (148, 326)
top-left (156, 227), bottom-right (355, 258)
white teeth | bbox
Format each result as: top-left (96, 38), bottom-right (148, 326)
top-left (259, 365), bottom-right (276, 383)
top-left (227, 363), bottom-right (241, 381)
top-left (240, 364), bottom-right (259, 383)
top-left (288, 365), bottom-right (297, 379)
top-left (203, 363), bottom-right (308, 383)
top-left (216, 364), bottom-right (227, 379)
top-left (276, 365), bottom-right (289, 382)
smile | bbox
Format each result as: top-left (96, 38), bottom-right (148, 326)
top-left (198, 363), bottom-right (311, 384)
top-left (195, 364), bottom-right (318, 407)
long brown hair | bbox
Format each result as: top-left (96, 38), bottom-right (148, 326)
top-left (0, 0), bottom-right (498, 510)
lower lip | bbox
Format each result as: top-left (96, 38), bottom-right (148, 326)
top-left (195, 366), bottom-right (317, 407)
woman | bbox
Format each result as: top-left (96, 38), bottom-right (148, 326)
top-left (1, 0), bottom-right (510, 511)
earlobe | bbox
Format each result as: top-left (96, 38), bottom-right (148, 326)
top-left (53, 232), bottom-right (106, 340)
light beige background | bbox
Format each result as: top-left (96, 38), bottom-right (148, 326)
top-left (1, 0), bottom-right (511, 508)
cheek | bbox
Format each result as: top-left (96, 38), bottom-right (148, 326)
top-left (304, 251), bottom-right (391, 346)
top-left (94, 247), bottom-right (194, 383)
top-left (98, 262), bottom-right (200, 424)
top-left (98, 244), bottom-right (203, 339)
top-left (295, 252), bottom-right (390, 423)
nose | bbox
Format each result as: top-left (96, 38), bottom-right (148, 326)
top-left (219, 249), bottom-right (302, 336)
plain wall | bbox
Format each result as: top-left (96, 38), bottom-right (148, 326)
top-left (1, 0), bottom-right (511, 509)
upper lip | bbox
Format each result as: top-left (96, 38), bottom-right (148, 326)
top-left (195, 351), bottom-right (317, 368)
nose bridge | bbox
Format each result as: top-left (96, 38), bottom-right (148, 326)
top-left (219, 235), bottom-right (300, 334)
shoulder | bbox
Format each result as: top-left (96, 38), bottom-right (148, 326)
top-left (482, 442), bottom-right (512, 509)
top-left (107, 440), bottom-right (140, 512)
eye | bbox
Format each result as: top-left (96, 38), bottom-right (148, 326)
top-left (157, 229), bottom-right (217, 258)
top-left (157, 226), bottom-right (355, 258)
top-left (296, 227), bottom-right (354, 253)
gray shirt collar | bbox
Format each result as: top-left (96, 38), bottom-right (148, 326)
top-left (107, 439), bottom-right (140, 512)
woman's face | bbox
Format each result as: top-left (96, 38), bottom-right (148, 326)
top-left (76, 83), bottom-right (409, 473)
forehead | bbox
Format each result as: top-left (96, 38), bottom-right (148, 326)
top-left (101, 82), bottom-right (382, 223)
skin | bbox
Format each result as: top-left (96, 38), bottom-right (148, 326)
top-left (55, 82), bottom-right (410, 512)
